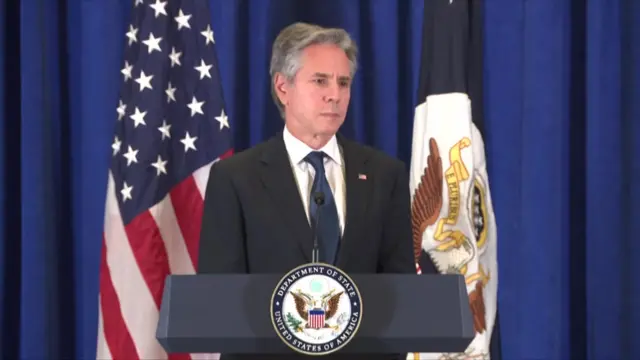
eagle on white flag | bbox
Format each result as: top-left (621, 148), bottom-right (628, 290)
top-left (408, 1), bottom-right (500, 359)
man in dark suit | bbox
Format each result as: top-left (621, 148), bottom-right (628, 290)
top-left (198, 22), bottom-right (437, 360)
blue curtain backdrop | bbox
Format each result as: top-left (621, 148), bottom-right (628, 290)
top-left (1, 0), bottom-right (639, 359)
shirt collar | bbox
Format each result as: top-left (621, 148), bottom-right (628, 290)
top-left (282, 125), bottom-right (342, 166)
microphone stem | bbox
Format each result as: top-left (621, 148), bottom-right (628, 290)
top-left (312, 205), bottom-right (321, 263)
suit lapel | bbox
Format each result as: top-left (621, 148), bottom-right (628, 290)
top-left (259, 134), bottom-right (313, 262)
top-left (336, 134), bottom-right (371, 268)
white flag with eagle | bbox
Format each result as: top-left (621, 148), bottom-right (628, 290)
top-left (408, 1), bottom-right (499, 359)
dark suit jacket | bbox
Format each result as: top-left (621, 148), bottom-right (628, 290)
top-left (198, 132), bottom-right (438, 360)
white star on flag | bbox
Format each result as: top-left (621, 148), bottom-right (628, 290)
top-left (201, 25), bottom-right (215, 44)
top-left (123, 145), bottom-right (138, 166)
top-left (180, 132), bottom-right (197, 152)
top-left (143, 33), bottom-right (162, 53)
top-left (175, 9), bottom-right (191, 30)
top-left (120, 182), bottom-right (133, 202)
top-left (169, 47), bottom-right (182, 67)
top-left (158, 120), bottom-right (171, 140)
top-left (121, 61), bottom-right (133, 81)
top-left (215, 109), bottom-right (229, 129)
top-left (151, 155), bottom-right (168, 175)
top-left (149, 0), bottom-right (167, 18)
top-left (112, 136), bottom-right (121, 155)
top-left (195, 59), bottom-right (212, 79)
top-left (117, 100), bottom-right (126, 120)
top-left (135, 71), bottom-right (153, 92)
top-left (129, 107), bottom-right (147, 128)
top-left (187, 96), bottom-right (205, 116)
top-left (165, 82), bottom-right (176, 102)
top-left (126, 25), bottom-right (138, 45)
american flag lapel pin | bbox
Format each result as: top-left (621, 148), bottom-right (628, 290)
top-left (358, 173), bottom-right (367, 180)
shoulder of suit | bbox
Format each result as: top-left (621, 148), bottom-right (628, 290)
top-left (210, 136), bottom-right (274, 172)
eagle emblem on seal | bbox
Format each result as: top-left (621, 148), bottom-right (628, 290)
top-left (289, 289), bottom-right (344, 331)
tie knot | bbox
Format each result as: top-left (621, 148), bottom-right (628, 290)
top-left (304, 151), bottom-right (326, 173)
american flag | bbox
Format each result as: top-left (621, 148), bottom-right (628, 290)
top-left (97, 1), bottom-right (232, 359)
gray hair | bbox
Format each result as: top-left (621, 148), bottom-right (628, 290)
top-left (269, 22), bottom-right (359, 118)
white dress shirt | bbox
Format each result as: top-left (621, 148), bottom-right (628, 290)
top-left (282, 126), bottom-right (346, 236)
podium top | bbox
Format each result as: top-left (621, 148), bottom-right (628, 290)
top-left (157, 272), bottom-right (473, 354)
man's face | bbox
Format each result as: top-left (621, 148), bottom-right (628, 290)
top-left (277, 43), bottom-right (352, 137)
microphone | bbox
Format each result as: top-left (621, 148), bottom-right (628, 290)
top-left (311, 192), bottom-right (325, 263)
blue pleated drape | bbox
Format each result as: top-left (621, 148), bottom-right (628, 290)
top-left (0, 0), bottom-right (6, 354)
top-left (485, 1), bottom-right (640, 358)
top-left (0, 0), bottom-right (638, 359)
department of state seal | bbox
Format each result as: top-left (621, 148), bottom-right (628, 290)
top-left (270, 263), bottom-right (362, 356)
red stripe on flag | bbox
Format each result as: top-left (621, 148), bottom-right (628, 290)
top-left (100, 235), bottom-right (140, 360)
top-left (124, 211), bottom-right (171, 309)
top-left (168, 352), bottom-right (192, 360)
top-left (124, 212), bottom-right (194, 360)
top-left (167, 351), bottom-right (192, 360)
top-left (170, 176), bottom-right (205, 270)
top-left (219, 149), bottom-right (234, 160)
top-left (170, 150), bottom-right (234, 270)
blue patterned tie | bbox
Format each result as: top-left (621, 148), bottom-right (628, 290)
top-left (304, 151), bottom-right (340, 264)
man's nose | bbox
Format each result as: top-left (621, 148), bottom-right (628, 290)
top-left (323, 83), bottom-right (341, 103)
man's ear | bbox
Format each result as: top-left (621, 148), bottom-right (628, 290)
top-left (273, 72), bottom-right (289, 105)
